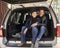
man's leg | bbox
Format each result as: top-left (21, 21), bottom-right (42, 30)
top-left (37, 26), bottom-right (46, 40)
top-left (34, 26), bottom-right (46, 48)
top-left (31, 27), bottom-right (38, 48)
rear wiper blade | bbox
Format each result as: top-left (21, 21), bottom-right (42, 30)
top-left (20, 5), bottom-right (25, 8)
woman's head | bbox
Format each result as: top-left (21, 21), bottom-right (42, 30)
top-left (31, 10), bottom-right (37, 18)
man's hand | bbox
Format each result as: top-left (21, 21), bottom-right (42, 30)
top-left (31, 22), bottom-right (38, 27)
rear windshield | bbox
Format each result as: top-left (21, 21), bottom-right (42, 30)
top-left (2, 0), bottom-right (47, 4)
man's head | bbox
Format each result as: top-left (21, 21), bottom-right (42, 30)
top-left (39, 9), bottom-right (45, 17)
top-left (31, 11), bottom-right (37, 18)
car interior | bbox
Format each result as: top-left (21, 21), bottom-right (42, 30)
top-left (6, 7), bottom-right (54, 42)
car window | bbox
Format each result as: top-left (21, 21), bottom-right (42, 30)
top-left (10, 7), bottom-right (53, 25)
top-left (16, 13), bottom-right (21, 23)
top-left (11, 12), bottom-right (16, 22)
top-left (10, 12), bottom-right (30, 24)
top-left (23, 13), bottom-right (28, 23)
top-left (11, 12), bottom-right (21, 24)
top-left (45, 11), bottom-right (52, 20)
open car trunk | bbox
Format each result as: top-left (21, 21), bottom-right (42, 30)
top-left (3, 7), bottom-right (56, 47)
top-left (3, 6), bottom-right (55, 47)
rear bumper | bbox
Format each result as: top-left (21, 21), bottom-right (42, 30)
top-left (4, 41), bottom-right (55, 47)
top-left (0, 37), bottom-right (57, 48)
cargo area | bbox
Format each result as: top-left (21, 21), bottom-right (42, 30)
top-left (5, 7), bottom-right (55, 41)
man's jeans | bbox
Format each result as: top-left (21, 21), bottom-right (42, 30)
top-left (34, 26), bottom-right (46, 48)
top-left (21, 26), bottom-right (38, 44)
top-left (37, 26), bottom-right (46, 40)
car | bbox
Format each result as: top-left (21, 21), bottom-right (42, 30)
top-left (0, 0), bottom-right (60, 48)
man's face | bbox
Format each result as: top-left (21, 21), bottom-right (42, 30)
top-left (39, 10), bottom-right (44, 17)
top-left (32, 12), bottom-right (37, 18)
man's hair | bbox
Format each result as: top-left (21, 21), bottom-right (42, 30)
top-left (39, 8), bottom-right (45, 12)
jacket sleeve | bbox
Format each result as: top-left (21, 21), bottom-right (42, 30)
top-left (25, 18), bottom-right (31, 28)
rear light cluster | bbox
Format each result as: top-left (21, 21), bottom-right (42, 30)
top-left (57, 26), bottom-right (60, 37)
top-left (0, 27), bottom-right (3, 37)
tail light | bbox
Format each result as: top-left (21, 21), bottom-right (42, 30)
top-left (0, 27), bottom-right (3, 37)
top-left (57, 24), bottom-right (60, 37)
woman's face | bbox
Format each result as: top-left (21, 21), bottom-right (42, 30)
top-left (32, 12), bottom-right (37, 18)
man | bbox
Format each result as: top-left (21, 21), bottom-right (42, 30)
top-left (18, 10), bottom-right (38, 47)
top-left (34, 8), bottom-right (47, 48)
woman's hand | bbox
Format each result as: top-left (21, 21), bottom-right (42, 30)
top-left (24, 28), bottom-right (28, 34)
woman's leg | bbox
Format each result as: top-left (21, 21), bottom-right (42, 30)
top-left (32, 27), bottom-right (38, 44)
top-left (21, 26), bottom-right (27, 43)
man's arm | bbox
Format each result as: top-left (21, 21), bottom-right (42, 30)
top-left (39, 20), bottom-right (47, 25)
top-left (25, 18), bottom-right (31, 28)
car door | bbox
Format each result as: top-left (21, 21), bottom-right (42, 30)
top-left (2, 0), bottom-right (48, 4)
top-left (2, 0), bottom-right (52, 10)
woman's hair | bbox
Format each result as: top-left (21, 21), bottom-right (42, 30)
top-left (30, 9), bottom-right (37, 15)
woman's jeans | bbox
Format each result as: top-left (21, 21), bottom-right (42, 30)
top-left (21, 26), bottom-right (38, 44)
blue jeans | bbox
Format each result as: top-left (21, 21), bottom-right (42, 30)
top-left (32, 27), bottom-right (38, 44)
top-left (37, 26), bottom-right (46, 40)
top-left (21, 26), bottom-right (27, 43)
top-left (21, 26), bottom-right (38, 44)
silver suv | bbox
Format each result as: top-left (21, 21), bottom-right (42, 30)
top-left (0, 0), bottom-right (60, 48)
